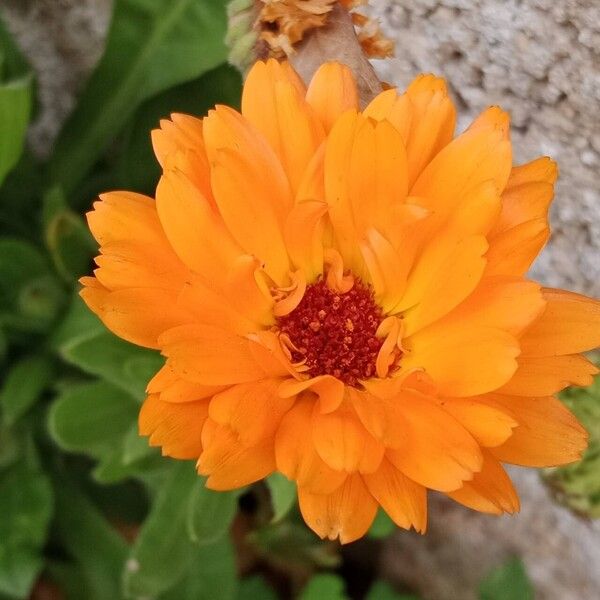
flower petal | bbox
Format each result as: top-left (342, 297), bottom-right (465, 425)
top-left (209, 379), bottom-right (292, 446)
top-left (386, 390), bottom-right (483, 492)
top-left (411, 107), bottom-right (512, 220)
top-left (306, 61), bottom-right (359, 132)
top-left (363, 458), bottom-right (427, 532)
top-left (155, 168), bottom-right (242, 284)
top-left (435, 277), bottom-right (546, 337)
top-left (139, 394), bottom-right (207, 459)
top-left (311, 402), bottom-right (385, 474)
top-left (485, 395), bottom-right (588, 467)
top-left (519, 289), bottom-right (600, 356)
top-left (403, 323), bottom-right (520, 397)
top-left (242, 59), bottom-right (324, 194)
top-left (275, 397), bottom-right (346, 494)
top-left (447, 450), bottom-right (520, 514)
top-left (438, 398), bottom-right (517, 447)
top-left (159, 324), bottom-right (287, 385)
top-left (199, 419), bottom-right (275, 490)
top-left (498, 354), bottom-right (598, 396)
top-left (80, 284), bottom-right (193, 350)
top-left (278, 375), bottom-right (345, 414)
top-left (298, 474), bottom-right (377, 544)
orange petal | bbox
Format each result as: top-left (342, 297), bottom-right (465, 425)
top-left (80, 284), bottom-right (193, 350)
top-left (395, 181), bottom-right (499, 314)
top-left (402, 323), bottom-right (519, 397)
top-left (404, 74), bottom-right (457, 186)
top-left (324, 112), bottom-right (408, 274)
top-left (155, 169), bottom-right (242, 284)
top-left (411, 106), bottom-right (511, 220)
top-left (363, 88), bottom-right (412, 143)
top-left (360, 228), bottom-right (409, 314)
top-left (93, 240), bottom-right (189, 292)
top-left (311, 402), bottom-right (384, 474)
top-left (147, 363), bottom-right (226, 402)
top-left (242, 59), bottom-right (324, 194)
top-left (506, 156), bottom-right (558, 188)
top-left (347, 387), bottom-right (407, 448)
top-left (209, 146), bottom-right (291, 283)
top-left (438, 398), bottom-right (517, 447)
top-left (199, 418), bottom-right (275, 490)
top-left (306, 61), bottom-right (359, 132)
top-left (152, 113), bottom-right (204, 167)
top-left (492, 155), bottom-right (557, 237)
top-left (278, 375), bottom-right (345, 414)
top-left (298, 474), bottom-right (377, 544)
top-left (159, 324), bottom-right (287, 385)
top-left (87, 192), bottom-right (164, 248)
top-left (519, 288), bottom-right (600, 356)
top-left (403, 235), bottom-right (488, 335)
top-left (435, 277), bottom-right (546, 338)
top-left (484, 394), bottom-right (588, 467)
top-left (139, 394), bottom-right (207, 459)
top-left (484, 218), bottom-right (549, 277)
top-left (386, 391), bottom-right (482, 492)
top-left (447, 450), bottom-right (520, 515)
top-left (284, 200), bottom-right (327, 282)
top-left (275, 397), bottom-right (347, 494)
top-left (151, 114), bottom-right (214, 204)
top-left (208, 379), bottom-right (293, 446)
top-left (363, 458), bottom-right (427, 532)
top-left (498, 354), bottom-right (598, 396)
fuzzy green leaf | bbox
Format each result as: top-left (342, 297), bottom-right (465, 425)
top-left (123, 461), bottom-right (199, 598)
top-left (0, 354), bottom-right (55, 425)
top-left (48, 380), bottom-right (138, 458)
top-left (187, 477), bottom-right (240, 545)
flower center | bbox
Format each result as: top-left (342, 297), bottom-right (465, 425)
top-left (277, 278), bottom-right (385, 387)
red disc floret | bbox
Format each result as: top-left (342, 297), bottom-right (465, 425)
top-left (277, 278), bottom-right (385, 386)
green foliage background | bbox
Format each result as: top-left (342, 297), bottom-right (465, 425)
top-left (0, 1), bottom-right (592, 598)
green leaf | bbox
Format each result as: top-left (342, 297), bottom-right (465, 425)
top-left (0, 355), bottom-right (55, 425)
top-left (162, 537), bottom-right (238, 600)
top-left (0, 19), bottom-right (33, 187)
top-left (236, 576), bottom-right (277, 600)
top-left (187, 477), bottom-right (240, 545)
top-left (61, 330), bottom-right (163, 400)
top-left (266, 472), bottom-right (297, 523)
top-left (43, 187), bottom-right (96, 282)
top-left (0, 75), bottom-right (32, 187)
top-left (48, 0), bottom-right (228, 195)
top-left (0, 463), bottom-right (53, 598)
top-left (479, 557), bottom-right (534, 600)
top-left (48, 380), bottom-right (138, 458)
top-left (0, 238), bottom-right (65, 333)
top-left (116, 63), bottom-right (241, 194)
top-left (368, 510), bottom-right (396, 539)
top-left (124, 461), bottom-right (199, 598)
top-left (366, 581), bottom-right (421, 600)
top-left (51, 292), bottom-right (104, 351)
top-left (300, 574), bottom-right (347, 600)
top-left (53, 474), bottom-right (129, 600)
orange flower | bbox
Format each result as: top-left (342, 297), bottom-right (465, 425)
top-left (81, 60), bottom-right (600, 544)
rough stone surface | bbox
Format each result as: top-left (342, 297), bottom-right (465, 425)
top-left (0, 0), bottom-right (112, 158)
top-left (1, 1), bottom-right (599, 599)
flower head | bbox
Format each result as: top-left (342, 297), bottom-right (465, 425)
top-left (81, 59), bottom-right (600, 543)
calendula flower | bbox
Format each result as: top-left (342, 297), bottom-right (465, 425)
top-left (81, 59), bottom-right (600, 544)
